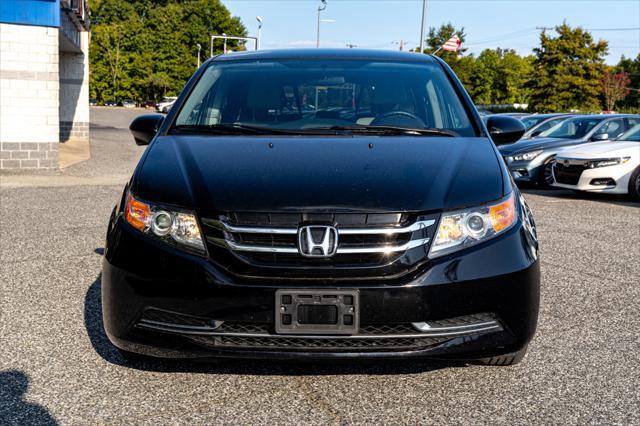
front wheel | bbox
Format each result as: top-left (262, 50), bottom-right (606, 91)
top-left (538, 157), bottom-right (555, 188)
top-left (629, 166), bottom-right (640, 200)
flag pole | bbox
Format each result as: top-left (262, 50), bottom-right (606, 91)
top-left (432, 47), bottom-right (442, 55)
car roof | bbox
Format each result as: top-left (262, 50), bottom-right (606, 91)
top-left (212, 48), bottom-right (438, 63)
top-left (564, 114), bottom-right (637, 119)
top-left (528, 113), bottom-right (571, 118)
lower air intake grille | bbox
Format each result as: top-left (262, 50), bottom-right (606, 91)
top-left (554, 162), bottom-right (586, 185)
top-left (189, 334), bottom-right (449, 351)
top-left (137, 309), bottom-right (502, 352)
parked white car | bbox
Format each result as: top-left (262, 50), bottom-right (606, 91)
top-left (156, 96), bottom-right (177, 113)
top-left (552, 124), bottom-right (640, 199)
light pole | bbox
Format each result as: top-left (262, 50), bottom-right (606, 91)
top-left (210, 35), bottom-right (258, 57)
top-left (196, 43), bottom-right (201, 67)
top-left (316, 0), bottom-right (327, 48)
top-left (391, 40), bottom-right (405, 51)
top-left (418, 0), bottom-right (427, 53)
top-left (256, 16), bottom-right (263, 50)
top-left (222, 33), bottom-right (227, 53)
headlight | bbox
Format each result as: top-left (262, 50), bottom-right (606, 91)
top-left (511, 150), bottom-right (543, 162)
top-left (124, 192), bottom-right (206, 254)
top-left (585, 157), bottom-right (630, 169)
top-left (429, 194), bottom-right (517, 258)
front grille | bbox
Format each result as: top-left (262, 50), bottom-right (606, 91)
top-left (200, 212), bottom-right (437, 280)
top-left (554, 161), bottom-right (586, 185)
top-left (215, 322), bottom-right (418, 335)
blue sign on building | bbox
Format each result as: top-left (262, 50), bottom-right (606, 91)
top-left (0, 0), bottom-right (60, 28)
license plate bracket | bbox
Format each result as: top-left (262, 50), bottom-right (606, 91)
top-left (275, 289), bottom-right (359, 335)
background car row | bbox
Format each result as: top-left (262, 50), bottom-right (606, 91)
top-left (88, 97), bottom-right (177, 112)
top-left (486, 112), bottom-right (640, 199)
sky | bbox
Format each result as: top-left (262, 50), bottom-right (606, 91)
top-left (224, 0), bottom-right (640, 64)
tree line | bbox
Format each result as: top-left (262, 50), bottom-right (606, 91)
top-left (423, 23), bottom-right (639, 113)
top-left (89, 1), bottom-right (639, 113)
top-left (89, 0), bottom-right (246, 103)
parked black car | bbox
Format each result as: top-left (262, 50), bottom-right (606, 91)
top-left (102, 49), bottom-right (539, 365)
top-left (519, 113), bottom-right (573, 139)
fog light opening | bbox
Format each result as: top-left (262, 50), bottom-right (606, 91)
top-left (589, 178), bottom-right (616, 186)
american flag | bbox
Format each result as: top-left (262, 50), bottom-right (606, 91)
top-left (441, 35), bottom-right (461, 52)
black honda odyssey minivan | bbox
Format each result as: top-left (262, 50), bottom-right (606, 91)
top-left (102, 49), bottom-right (539, 365)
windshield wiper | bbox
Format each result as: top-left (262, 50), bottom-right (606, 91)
top-left (324, 125), bottom-right (458, 137)
top-left (171, 124), bottom-right (313, 135)
top-left (171, 123), bottom-right (458, 137)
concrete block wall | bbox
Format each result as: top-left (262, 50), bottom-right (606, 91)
top-left (0, 23), bottom-right (60, 169)
top-left (59, 31), bottom-right (89, 143)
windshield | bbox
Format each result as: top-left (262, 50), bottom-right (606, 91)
top-left (539, 117), bottom-right (603, 139)
top-left (521, 116), bottom-right (548, 130)
top-left (618, 124), bottom-right (640, 142)
top-left (173, 59), bottom-right (475, 136)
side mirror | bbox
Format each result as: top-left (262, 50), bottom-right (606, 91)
top-left (129, 114), bottom-right (164, 145)
top-left (591, 133), bottom-right (609, 142)
top-left (486, 115), bottom-right (526, 146)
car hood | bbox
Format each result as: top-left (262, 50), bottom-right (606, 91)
top-left (133, 135), bottom-right (505, 213)
top-left (556, 141), bottom-right (640, 159)
top-left (498, 137), bottom-right (582, 155)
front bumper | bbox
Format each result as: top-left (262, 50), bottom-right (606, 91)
top-left (552, 164), bottom-right (632, 194)
top-left (102, 216), bottom-right (540, 361)
top-left (503, 158), bottom-right (543, 184)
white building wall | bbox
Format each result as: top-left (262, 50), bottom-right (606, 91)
top-left (0, 23), bottom-right (59, 169)
top-left (59, 31), bottom-right (89, 143)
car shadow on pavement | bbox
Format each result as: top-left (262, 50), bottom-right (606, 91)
top-left (521, 186), bottom-right (639, 208)
top-left (85, 268), bottom-right (459, 376)
top-left (0, 370), bottom-right (58, 425)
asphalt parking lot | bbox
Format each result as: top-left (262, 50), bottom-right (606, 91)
top-left (1, 108), bottom-right (639, 424)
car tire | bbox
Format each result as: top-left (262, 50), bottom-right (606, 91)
top-left (538, 157), bottom-right (555, 188)
top-left (473, 346), bottom-right (528, 366)
top-left (629, 166), bottom-right (640, 201)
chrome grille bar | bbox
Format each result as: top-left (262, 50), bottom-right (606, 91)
top-left (204, 219), bottom-right (435, 235)
top-left (206, 237), bottom-right (431, 254)
top-left (338, 219), bottom-right (435, 235)
top-left (203, 219), bottom-right (298, 235)
top-left (336, 238), bottom-right (430, 254)
top-left (207, 237), bottom-right (300, 253)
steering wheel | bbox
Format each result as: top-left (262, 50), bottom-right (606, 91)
top-left (370, 111), bottom-right (425, 127)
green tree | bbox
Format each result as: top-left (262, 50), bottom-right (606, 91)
top-left (89, 0), bottom-right (247, 103)
top-left (494, 49), bottom-right (533, 104)
top-left (528, 23), bottom-right (608, 112)
top-left (470, 49), bottom-right (500, 104)
top-left (463, 49), bottom-right (533, 106)
top-left (450, 54), bottom-right (476, 89)
top-left (615, 54), bottom-right (640, 111)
